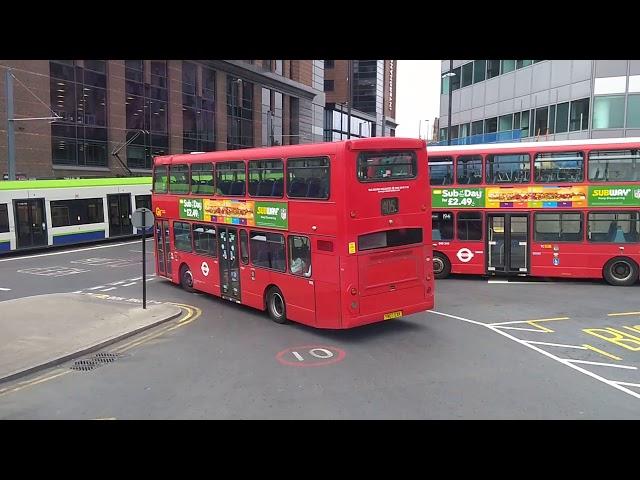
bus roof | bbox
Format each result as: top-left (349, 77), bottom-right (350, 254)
top-left (154, 137), bottom-right (426, 166)
top-left (0, 176), bottom-right (151, 191)
top-left (427, 137), bottom-right (640, 155)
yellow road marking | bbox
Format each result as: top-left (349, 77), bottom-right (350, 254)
top-left (583, 344), bottom-right (622, 361)
top-left (0, 370), bottom-right (70, 398)
top-left (608, 311), bottom-right (640, 317)
top-left (526, 317), bottom-right (570, 333)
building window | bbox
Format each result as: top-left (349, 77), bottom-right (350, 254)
top-left (486, 60), bottom-right (500, 79)
top-left (450, 67), bottom-right (461, 91)
top-left (627, 95), bottom-right (640, 128)
top-left (250, 231), bottom-right (286, 272)
top-left (429, 156), bottom-right (453, 186)
top-left (555, 102), bottom-right (569, 133)
top-left (432, 212), bottom-right (453, 241)
top-left (324, 80), bottom-right (334, 91)
top-left (0, 204), bottom-right (8, 233)
top-left (461, 62), bottom-right (473, 88)
top-left (184, 63), bottom-right (215, 153)
top-left (248, 159), bottom-right (284, 197)
top-left (593, 95), bottom-right (625, 129)
top-left (501, 60), bottom-right (516, 74)
top-left (516, 60), bottom-right (533, 69)
top-left (50, 60), bottom-right (108, 167)
top-left (588, 149), bottom-right (640, 182)
top-left (459, 123), bottom-right (470, 138)
top-left (352, 60), bottom-right (378, 114)
top-left (519, 110), bottom-right (530, 137)
top-left (275, 60), bottom-right (283, 75)
top-left (534, 212), bottom-right (583, 242)
top-left (125, 60), bottom-right (169, 169)
top-left (588, 212), bottom-right (639, 243)
top-left (457, 212), bottom-right (482, 241)
top-left (486, 154), bottom-right (530, 184)
top-left (534, 152), bottom-right (584, 183)
top-left (289, 235), bottom-right (312, 277)
top-left (287, 157), bottom-right (330, 199)
top-left (227, 76), bottom-right (254, 149)
top-left (173, 221), bottom-right (192, 252)
top-left (534, 106), bottom-right (549, 136)
top-left (457, 155), bottom-right (482, 184)
top-left (324, 60), bottom-right (334, 69)
top-left (192, 223), bottom-right (217, 256)
top-left (569, 98), bottom-right (589, 131)
top-left (473, 60), bottom-right (486, 83)
top-left (471, 120), bottom-right (483, 136)
top-left (498, 114), bottom-right (513, 132)
top-left (485, 117), bottom-right (498, 133)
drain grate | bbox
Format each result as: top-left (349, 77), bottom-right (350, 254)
top-left (70, 352), bottom-right (121, 372)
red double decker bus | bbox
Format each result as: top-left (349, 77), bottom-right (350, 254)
top-left (429, 137), bottom-right (640, 286)
top-left (152, 137), bottom-right (434, 328)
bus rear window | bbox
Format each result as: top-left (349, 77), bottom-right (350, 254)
top-left (357, 151), bottom-right (417, 182)
top-left (358, 228), bottom-right (423, 251)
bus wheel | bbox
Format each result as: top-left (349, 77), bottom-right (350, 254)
top-left (266, 287), bottom-right (287, 324)
top-left (180, 264), bottom-right (195, 293)
top-left (603, 257), bottom-right (638, 286)
top-left (433, 252), bottom-right (451, 279)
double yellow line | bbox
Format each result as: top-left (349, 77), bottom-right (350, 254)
top-left (0, 303), bottom-right (201, 399)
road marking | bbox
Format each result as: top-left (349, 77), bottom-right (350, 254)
top-left (17, 266), bottom-right (90, 277)
top-left (614, 381), bottom-right (640, 388)
top-left (565, 359), bottom-right (637, 370)
top-left (92, 417), bottom-right (117, 420)
top-left (108, 281), bottom-right (126, 285)
top-left (428, 309), bottom-right (640, 401)
top-left (88, 285), bottom-right (105, 290)
top-left (99, 287), bottom-right (117, 292)
top-left (0, 239), bottom-right (147, 262)
top-left (488, 280), bottom-right (547, 285)
top-left (129, 277), bottom-right (142, 281)
top-left (493, 326), bottom-right (547, 333)
top-left (526, 341), bottom-right (587, 350)
top-left (489, 317), bottom-right (569, 327)
top-left (0, 370), bottom-right (70, 397)
top-left (608, 311), bottom-right (640, 317)
top-left (0, 287), bottom-right (10, 291)
top-left (122, 282), bottom-right (137, 287)
top-left (583, 344), bottom-right (622, 361)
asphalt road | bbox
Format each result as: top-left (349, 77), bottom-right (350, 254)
top-left (1, 239), bottom-right (639, 419)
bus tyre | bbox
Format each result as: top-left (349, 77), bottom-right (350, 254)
top-left (433, 252), bottom-right (451, 279)
top-left (180, 264), bottom-right (195, 293)
top-left (603, 257), bottom-right (638, 286)
top-left (266, 287), bottom-right (287, 324)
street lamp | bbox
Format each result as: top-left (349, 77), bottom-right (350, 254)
top-left (442, 60), bottom-right (456, 146)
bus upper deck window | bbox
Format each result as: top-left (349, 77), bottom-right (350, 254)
top-left (358, 151), bottom-right (417, 182)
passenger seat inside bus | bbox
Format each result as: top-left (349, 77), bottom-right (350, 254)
top-left (289, 178), bottom-right (307, 197)
top-left (231, 180), bottom-right (245, 195)
top-left (271, 179), bottom-right (284, 196)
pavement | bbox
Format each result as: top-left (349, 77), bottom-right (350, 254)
top-left (0, 292), bottom-right (182, 384)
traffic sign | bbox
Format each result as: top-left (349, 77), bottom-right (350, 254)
top-left (132, 208), bottom-right (154, 229)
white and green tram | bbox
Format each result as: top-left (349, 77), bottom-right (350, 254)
top-left (0, 177), bottom-right (152, 253)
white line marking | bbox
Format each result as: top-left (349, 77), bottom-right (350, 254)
top-left (0, 240), bottom-right (145, 262)
top-left (108, 281), bottom-right (126, 285)
top-left (99, 287), bottom-right (117, 292)
top-left (493, 326), bottom-right (547, 333)
top-left (614, 381), bottom-right (640, 388)
top-left (428, 309), bottom-right (640, 400)
top-left (565, 360), bottom-right (637, 370)
top-left (0, 287), bottom-right (10, 291)
top-left (129, 277), bottom-right (142, 281)
top-left (489, 318), bottom-right (568, 326)
top-left (71, 290), bottom-right (82, 294)
top-left (122, 282), bottom-right (137, 287)
top-left (88, 286), bottom-right (105, 290)
top-left (525, 341), bottom-right (588, 350)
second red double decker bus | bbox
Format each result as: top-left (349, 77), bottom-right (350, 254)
top-left (152, 137), bottom-right (433, 329)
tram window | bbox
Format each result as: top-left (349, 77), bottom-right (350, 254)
top-left (588, 212), bottom-right (639, 243)
top-left (432, 212), bottom-right (454, 240)
top-left (457, 212), bottom-right (482, 240)
top-left (534, 151), bottom-right (584, 183)
top-left (588, 149), bottom-right (640, 182)
top-left (357, 151), bottom-right (417, 182)
top-left (534, 212), bottom-right (583, 242)
top-left (216, 161), bottom-right (246, 196)
top-left (289, 235), bottom-right (312, 277)
top-left (169, 164), bottom-right (190, 194)
top-left (135, 195), bottom-right (151, 210)
top-left (250, 230), bottom-right (286, 271)
top-left (191, 163), bottom-right (215, 195)
top-left (153, 166), bottom-right (168, 193)
top-left (192, 223), bottom-right (217, 256)
top-left (173, 221), bottom-right (192, 252)
top-left (50, 198), bottom-right (104, 227)
top-left (0, 204), bottom-right (8, 233)
top-left (287, 156), bottom-right (329, 199)
top-left (456, 155), bottom-right (482, 185)
top-left (248, 159), bottom-right (284, 197)
top-left (486, 154), bottom-right (530, 184)
top-left (429, 156), bottom-right (453, 186)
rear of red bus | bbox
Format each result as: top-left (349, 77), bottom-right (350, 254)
top-left (338, 137), bottom-right (434, 328)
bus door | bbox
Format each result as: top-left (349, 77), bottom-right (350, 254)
top-left (14, 198), bottom-right (47, 249)
top-left (155, 219), bottom-right (171, 278)
top-left (487, 213), bottom-right (529, 274)
top-left (218, 227), bottom-right (241, 302)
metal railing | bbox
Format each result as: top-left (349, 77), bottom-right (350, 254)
top-left (429, 129), bottom-right (522, 146)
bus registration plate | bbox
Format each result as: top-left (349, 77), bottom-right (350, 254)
top-left (384, 311), bottom-right (403, 320)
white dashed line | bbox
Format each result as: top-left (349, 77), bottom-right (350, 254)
top-left (99, 287), bottom-right (117, 292)
top-left (122, 282), bottom-right (137, 287)
top-left (88, 286), bottom-right (105, 290)
top-left (0, 287), bottom-right (11, 291)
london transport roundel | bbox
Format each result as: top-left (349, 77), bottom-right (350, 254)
top-left (456, 248), bottom-right (474, 263)
top-left (201, 261), bottom-right (210, 276)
